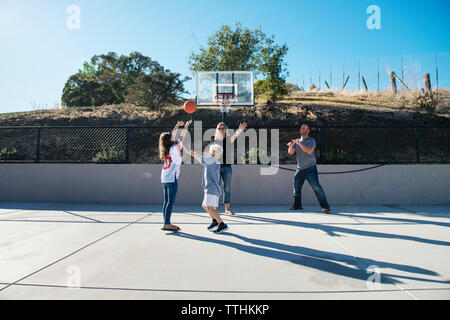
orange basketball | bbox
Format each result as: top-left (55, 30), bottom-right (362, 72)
top-left (184, 100), bottom-right (197, 114)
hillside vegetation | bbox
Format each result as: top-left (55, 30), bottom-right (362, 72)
top-left (1, 89), bottom-right (449, 128)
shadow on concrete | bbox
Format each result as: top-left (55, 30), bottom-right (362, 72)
top-left (170, 231), bottom-right (450, 286)
top-left (232, 214), bottom-right (450, 247)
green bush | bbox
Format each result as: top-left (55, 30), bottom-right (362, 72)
top-left (0, 147), bottom-right (21, 161)
top-left (255, 78), bottom-right (288, 101)
top-left (286, 82), bottom-right (301, 94)
top-left (325, 148), bottom-right (352, 163)
top-left (241, 147), bottom-right (271, 165)
top-left (398, 89), bottom-right (437, 114)
top-left (414, 89), bottom-right (437, 113)
top-left (92, 147), bottom-right (126, 163)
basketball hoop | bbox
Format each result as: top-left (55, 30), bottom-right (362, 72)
top-left (214, 93), bottom-right (237, 113)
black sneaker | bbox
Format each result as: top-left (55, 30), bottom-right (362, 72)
top-left (207, 220), bottom-right (219, 231)
top-left (213, 223), bottom-right (229, 234)
top-left (290, 205), bottom-right (303, 211)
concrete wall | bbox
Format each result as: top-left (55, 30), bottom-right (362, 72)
top-left (0, 164), bottom-right (449, 205)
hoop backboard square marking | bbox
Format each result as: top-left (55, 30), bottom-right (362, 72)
top-left (196, 71), bottom-right (254, 106)
top-left (214, 84), bottom-right (238, 95)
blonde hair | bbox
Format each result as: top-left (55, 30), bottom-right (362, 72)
top-left (214, 122), bottom-right (229, 140)
top-left (208, 143), bottom-right (223, 160)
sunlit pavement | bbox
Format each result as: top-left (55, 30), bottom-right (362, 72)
top-left (0, 202), bottom-right (449, 300)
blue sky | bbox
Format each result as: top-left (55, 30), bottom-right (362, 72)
top-left (0, 0), bottom-right (449, 113)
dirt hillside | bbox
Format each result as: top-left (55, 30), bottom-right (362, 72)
top-left (1, 90), bottom-right (449, 127)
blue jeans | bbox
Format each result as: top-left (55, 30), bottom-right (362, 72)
top-left (293, 165), bottom-right (330, 209)
top-left (162, 177), bottom-right (178, 225)
top-left (220, 165), bottom-right (232, 204)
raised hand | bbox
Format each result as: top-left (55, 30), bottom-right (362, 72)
top-left (239, 122), bottom-right (248, 131)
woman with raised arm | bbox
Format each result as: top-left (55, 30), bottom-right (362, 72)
top-left (212, 121), bottom-right (248, 216)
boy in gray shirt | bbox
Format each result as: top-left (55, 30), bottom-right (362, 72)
top-left (185, 144), bottom-right (229, 233)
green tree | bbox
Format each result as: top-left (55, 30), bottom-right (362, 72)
top-left (79, 61), bottom-right (97, 77)
top-left (62, 52), bottom-right (189, 108)
top-left (188, 23), bottom-right (264, 71)
top-left (257, 36), bottom-right (289, 101)
top-left (188, 23), bottom-right (289, 101)
top-left (125, 70), bottom-right (189, 110)
top-left (62, 72), bottom-right (120, 107)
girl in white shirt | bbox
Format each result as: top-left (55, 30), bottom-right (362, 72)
top-left (159, 120), bottom-right (192, 231)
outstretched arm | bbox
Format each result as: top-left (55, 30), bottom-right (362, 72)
top-left (230, 122), bottom-right (248, 143)
top-left (179, 119), bottom-right (193, 142)
top-left (183, 146), bottom-right (203, 163)
top-left (171, 121), bottom-right (184, 138)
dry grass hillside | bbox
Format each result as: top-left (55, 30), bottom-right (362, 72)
top-left (1, 89), bottom-right (449, 127)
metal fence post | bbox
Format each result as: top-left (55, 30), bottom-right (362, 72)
top-left (36, 128), bottom-right (41, 163)
top-left (377, 59), bottom-right (380, 92)
top-left (435, 54), bottom-right (439, 104)
top-left (319, 127), bottom-right (324, 163)
top-left (415, 127), bottom-right (420, 164)
top-left (126, 127), bottom-right (130, 163)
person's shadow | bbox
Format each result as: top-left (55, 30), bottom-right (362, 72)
top-left (231, 213), bottom-right (450, 247)
top-left (169, 231), bottom-right (449, 286)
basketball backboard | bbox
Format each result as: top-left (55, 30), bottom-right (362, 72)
top-left (195, 71), bottom-right (254, 106)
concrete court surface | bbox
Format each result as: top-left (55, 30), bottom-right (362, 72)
top-left (0, 202), bottom-right (449, 300)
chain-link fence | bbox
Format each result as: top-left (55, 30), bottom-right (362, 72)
top-left (1, 125), bottom-right (449, 164)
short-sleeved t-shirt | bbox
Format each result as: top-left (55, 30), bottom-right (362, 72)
top-left (161, 139), bottom-right (183, 183)
top-left (293, 136), bottom-right (317, 169)
top-left (200, 156), bottom-right (222, 196)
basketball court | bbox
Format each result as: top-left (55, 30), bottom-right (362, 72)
top-left (0, 202), bottom-right (449, 300)
top-left (1, 70), bottom-right (449, 300)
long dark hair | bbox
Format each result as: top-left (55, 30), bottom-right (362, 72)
top-left (159, 132), bottom-right (175, 160)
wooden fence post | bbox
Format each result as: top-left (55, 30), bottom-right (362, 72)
top-left (390, 72), bottom-right (397, 93)
top-left (361, 76), bottom-right (368, 91)
top-left (392, 71), bottom-right (409, 90)
top-left (342, 76), bottom-right (350, 90)
top-left (424, 73), bottom-right (431, 92)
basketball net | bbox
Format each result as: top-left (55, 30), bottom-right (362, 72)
top-left (214, 93), bottom-right (237, 113)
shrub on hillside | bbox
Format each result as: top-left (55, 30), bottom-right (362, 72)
top-left (255, 79), bottom-right (288, 101)
top-left (398, 89), bottom-right (437, 114)
top-left (285, 82), bottom-right (301, 94)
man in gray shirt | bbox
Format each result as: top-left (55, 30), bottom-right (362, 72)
top-left (288, 124), bottom-right (330, 213)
